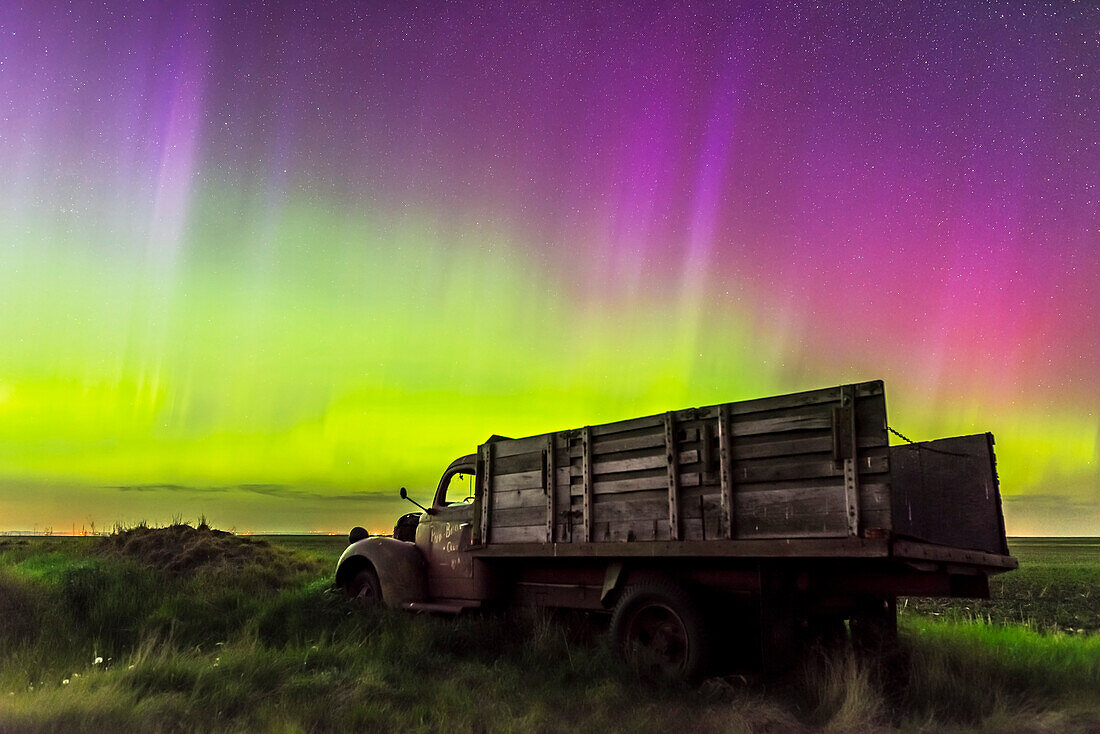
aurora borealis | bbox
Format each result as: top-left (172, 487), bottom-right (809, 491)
top-left (1, 2), bottom-right (1096, 535)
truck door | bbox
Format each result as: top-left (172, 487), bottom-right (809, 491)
top-left (419, 458), bottom-right (478, 599)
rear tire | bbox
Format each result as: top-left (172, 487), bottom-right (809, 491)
top-left (850, 595), bottom-right (897, 651)
top-left (610, 581), bottom-right (709, 681)
top-left (347, 567), bottom-right (383, 607)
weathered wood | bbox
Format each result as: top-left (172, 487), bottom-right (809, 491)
top-left (727, 380), bottom-right (883, 416)
top-left (732, 410), bottom-right (833, 438)
top-left (472, 536), bottom-right (893, 559)
top-left (581, 426), bottom-right (593, 543)
top-left (481, 381), bottom-right (897, 546)
top-left (840, 384), bottom-right (860, 536)
top-left (492, 505), bottom-right (549, 528)
top-left (589, 414), bottom-right (665, 438)
top-left (731, 452), bottom-right (889, 484)
top-left (494, 469), bottom-right (544, 492)
top-left (567, 449), bottom-right (700, 477)
top-left (491, 524), bottom-right (548, 544)
top-left (892, 537), bottom-right (1018, 569)
top-left (718, 404), bottom-right (734, 539)
top-left (889, 434), bottom-right (1006, 554)
top-left (545, 434), bottom-right (556, 542)
top-left (479, 442), bottom-right (493, 544)
top-left (492, 487), bottom-right (545, 511)
top-left (733, 431), bottom-right (886, 460)
top-left (593, 427), bottom-right (700, 454)
top-left (493, 451), bottom-right (544, 475)
top-left (572, 471), bottom-right (703, 496)
top-left (490, 434), bottom-right (552, 459)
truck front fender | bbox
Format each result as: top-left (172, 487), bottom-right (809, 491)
top-left (335, 537), bottom-right (427, 608)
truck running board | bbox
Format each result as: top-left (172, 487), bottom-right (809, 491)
top-left (402, 599), bottom-right (482, 615)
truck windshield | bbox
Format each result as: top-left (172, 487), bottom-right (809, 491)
top-left (441, 471), bottom-right (475, 506)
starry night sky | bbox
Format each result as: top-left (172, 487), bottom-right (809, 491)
top-left (1, 1), bottom-right (1096, 534)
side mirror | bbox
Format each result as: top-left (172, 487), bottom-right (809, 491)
top-left (399, 486), bottom-right (432, 514)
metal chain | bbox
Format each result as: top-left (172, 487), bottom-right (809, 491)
top-left (888, 426), bottom-right (969, 457)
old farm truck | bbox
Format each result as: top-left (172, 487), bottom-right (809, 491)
top-left (335, 381), bottom-right (1016, 677)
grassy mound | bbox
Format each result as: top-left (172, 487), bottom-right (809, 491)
top-left (95, 523), bottom-right (316, 580)
top-left (0, 524), bottom-right (336, 670)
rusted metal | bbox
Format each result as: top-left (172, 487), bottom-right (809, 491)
top-left (335, 537), bottom-right (427, 608)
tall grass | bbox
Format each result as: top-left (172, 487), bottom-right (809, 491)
top-left (1, 528), bottom-right (1097, 733)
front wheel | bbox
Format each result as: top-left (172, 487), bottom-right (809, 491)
top-left (610, 581), bottom-right (709, 680)
top-left (346, 567), bottom-right (383, 607)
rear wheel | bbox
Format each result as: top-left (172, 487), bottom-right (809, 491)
top-left (346, 567), bottom-right (383, 607)
top-left (610, 581), bottom-right (709, 680)
top-left (850, 595), bottom-right (897, 651)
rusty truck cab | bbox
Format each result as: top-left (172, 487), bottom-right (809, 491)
top-left (414, 454), bottom-right (491, 601)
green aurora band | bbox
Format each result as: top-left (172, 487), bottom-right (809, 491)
top-left (1, 189), bottom-right (1095, 534)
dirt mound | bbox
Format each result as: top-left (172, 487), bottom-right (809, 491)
top-left (97, 523), bottom-right (313, 577)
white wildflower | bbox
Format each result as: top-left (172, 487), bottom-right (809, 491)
top-left (62, 679), bottom-right (70, 685)
top-left (93, 656), bottom-right (104, 665)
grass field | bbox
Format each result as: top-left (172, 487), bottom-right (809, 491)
top-left (0, 528), bottom-right (1096, 733)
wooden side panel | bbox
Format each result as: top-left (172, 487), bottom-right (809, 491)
top-left (482, 381), bottom-right (892, 546)
top-left (889, 433), bottom-right (1008, 555)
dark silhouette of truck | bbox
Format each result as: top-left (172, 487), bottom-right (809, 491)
top-left (335, 380), bottom-right (1016, 678)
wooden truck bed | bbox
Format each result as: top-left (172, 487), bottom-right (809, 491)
top-left (470, 380), bottom-right (1015, 571)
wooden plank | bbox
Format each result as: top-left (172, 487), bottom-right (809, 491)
top-left (578, 470), bottom-right (703, 496)
top-left (491, 487), bottom-right (544, 511)
top-left (730, 454), bottom-right (888, 484)
top-left (545, 434), bottom-right (556, 543)
top-left (591, 483), bottom-right (857, 538)
top-left (591, 518), bottom-right (671, 542)
top-left (568, 449), bottom-right (700, 477)
top-left (589, 414), bottom-right (665, 438)
top-left (718, 404), bottom-right (734, 539)
top-left (889, 434), bottom-right (1005, 554)
top-left (491, 524), bottom-right (547, 544)
top-left (474, 536), bottom-right (892, 559)
top-left (492, 505), bottom-right (548, 528)
top-left (494, 469), bottom-right (544, 492)
top-left (479, 442), bottom-right (493, 544)
top-left (529, 381), bottom-right (883, 455)
top-left (732, 432), bottom-right (886, 461)
top-left (582, 426), bottom-right (593, 543)
top-left (490, 434), bottom-right (553, 459)
top-left (493, 446), bottom-right (573, 475)
top-left (593, 427), bottom-right (699, 454)
top-left (855, 392), bottom-right (889, 444)
top-left (556, 460), bottom-right (572, 543)
top-left (732, 411), bottom-right (834, 437)
top-left (891, 539), bottom-right (1018, 569)
top-left (493, 451), bottom-right (545, 475)
top-left (840, 384), bottom-right (860, 536)
top-left (727, 380), bottom-right (883, 417)
top-left (734, 485), bottom-right (849, 537)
